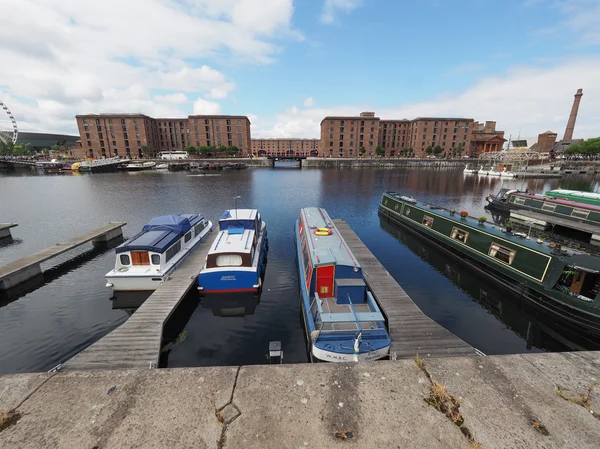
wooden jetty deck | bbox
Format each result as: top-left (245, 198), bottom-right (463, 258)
top-left (334, 219), bottom-right (479, 359)
top-left (0, 223), bottom-right (125, 290)
top-left (0, 223), bottom-right (18, 240)
top-left (63, 231), bottom-right (217, 370)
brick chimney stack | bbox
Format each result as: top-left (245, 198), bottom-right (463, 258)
top-left (563, 88), bottom-right (583, 141)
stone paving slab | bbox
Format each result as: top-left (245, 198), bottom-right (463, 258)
top-left (1, 353), bottom-right (599, 449)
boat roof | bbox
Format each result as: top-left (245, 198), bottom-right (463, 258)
top-left (300, 207), bottom-right (359, 268)
top-left (116, 214), bottom-right (203, 254)
top-left (385, 192), bottom-right (595, 260)
top-left (546, 189), bottom-right (600, 199)
top-left (220, 209), bottom-right (257, 221)
top-left (209, 227), bottom-right (255, 255)
top-left (511, 192), bottom-right (600, 211)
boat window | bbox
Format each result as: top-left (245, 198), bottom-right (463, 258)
top-left (571, 208), bottom-right (590, 219)
top-left (216, 254), bottom-right (243, 267)
top-left (151, 254), bottom-right (160, 265)
top-left (165, 241), bottom-right (182, 263)
top-left (119, 254), bottom-right (130, 265)
top-left (194, 222), bottom-right (205, 235)
top-left (422, 215), bottom-right (434, 227)
top-left (451, 227), bottom-right (468, 244)
top-left (512, 196), bottom-right (526, 205)
top-left (541, 202), bottom-right (557, 212)
top-left (184, 231), bottom-right (192, 243)
top-left (405, 207), bottom-right (411, 216)
top-left (488, 243), bottom-right (516, 265)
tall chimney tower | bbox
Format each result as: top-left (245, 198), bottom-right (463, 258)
top-left (563, 88), bottom-right (583, 141)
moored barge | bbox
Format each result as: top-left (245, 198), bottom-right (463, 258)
top-left (295, 207), bottom-right (391, 362)
top-left (379, 192), bottom-right (600, 338)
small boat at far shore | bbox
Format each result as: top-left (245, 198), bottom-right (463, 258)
top-left (463, 165), bottom-right (478, 174)
top-left (500, 167), bottom-right (515, 178)
top-left (156, 163), bottom-right (168, 170)
top-left (125, 161), bottom-right (156, 171)
top-left (477, 166), bottom-right (489, 176)
top-left (105, 214), bottom-right (212, 291)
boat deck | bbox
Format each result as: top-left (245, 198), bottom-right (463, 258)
top-left (319, 296), bottom-right (375, 331)
top-left (0, 223), bottom-right (18, 239)
top-left (510, 209), bottom-right (600, 236)
top-left (334, 219), bottom-right (479, 359)
top-left (63, 231), bottom-right (218, 370)
top-left (0, 223), bottom-right (125, 290)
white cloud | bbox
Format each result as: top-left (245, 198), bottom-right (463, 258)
top-left (303, 97), bottom-right (315, 107)
top-left (320, 0), bottom-right (363, 24)
top-left (531, 0), bottom-right (600, 45)
top-left (193, 98), bottom-right (222, 115)
top-left (0, 0), bottom-right (298, 134)
top-left (252, 57), bottom-right (600, 140)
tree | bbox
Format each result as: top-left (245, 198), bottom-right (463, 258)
top-left (359, 147), bottom-right (366, 157)
top-left (186, 146), bottom-right (198, 155)
top-left (50, 144), bottom-right (61, 153)
top-left (425, 146), bottom-right (433, 154)
top-left (0, 139), bottom-right (14, 156)
top-left (433, 145), bottom-right (442, 155)
top-left (141, 146), bottom-right (155, 158)
top-left (227, 145), bottom-right (239, 156)
top-left (217, 145), bottom-right (227, 154)
top-left (564, 138), bottom-right (600, 155)
top-left (375, 144), bottom-right (385, 157)
top-left (456, 143), bottom-right (464, 155)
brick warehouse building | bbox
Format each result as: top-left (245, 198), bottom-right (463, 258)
top-left (74, 114), bottom-right (251, 159)
top-left (321, 112), bottom-right (505, 158)
top-left (251, 138), bottom-right (319, 157)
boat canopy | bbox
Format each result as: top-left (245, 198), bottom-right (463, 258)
top-left (219, 209), bottom-right (259, 231)
top-left (116, 214), bottom-right (203, 254)
top-left (142, 214), bottom-right (200, 233)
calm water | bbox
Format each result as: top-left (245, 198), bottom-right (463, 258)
top-left (1, 167), bottom-right (599, 374)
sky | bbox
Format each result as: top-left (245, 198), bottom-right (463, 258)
top-left (1, 0), bottom-right (599, 140)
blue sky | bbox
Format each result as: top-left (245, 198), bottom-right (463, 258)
top-left (1, 0), bottom-right (599, 139)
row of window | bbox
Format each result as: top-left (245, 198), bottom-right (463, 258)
top-left (513, 198), bottom-right (591, 220)
top-left (418, 214), bottom-right (517, 265)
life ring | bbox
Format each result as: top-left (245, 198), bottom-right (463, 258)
top-left (314, 227), bottom-right (333, 236)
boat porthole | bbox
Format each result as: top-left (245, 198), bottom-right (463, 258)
top-left (325, 344), bottom-right (333, 350)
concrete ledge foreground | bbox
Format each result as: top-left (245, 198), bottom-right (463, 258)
top-left (1, 352), bottom-right (599, 448)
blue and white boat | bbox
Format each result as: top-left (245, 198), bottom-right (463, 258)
top-left (105, 214), bottom-right (212, 291)
top-left (295, 207), bottom-right (391, 362)
top-left (198, 209), bottom-right (267, 294)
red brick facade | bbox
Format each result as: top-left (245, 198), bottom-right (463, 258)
top-left (251, 139), bottom-right (319, 157)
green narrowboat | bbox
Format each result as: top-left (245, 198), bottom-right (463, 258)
top-left (379, 191), bottom-right (600, 338)
top-left (545, 189), bottom-right (600, 207)
top-left (486, 189), bottom-right (600, 228)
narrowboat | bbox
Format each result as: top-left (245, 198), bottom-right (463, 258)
top-left (105, 214), bottom-right (212, 291)
top-left (295, 207), bottom-right (391, 362)
top-left (379, 192), bottom-right (600, 338)
top-left (545, 189), bottom-right (600, 206)
top-left (198, 209), bottom-right (267, 293)
top-left (486, 188), bottom-right (600, 227)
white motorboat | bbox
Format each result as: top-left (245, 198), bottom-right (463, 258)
top-left (156, 163), bottom-right (168, 170)
top-left (477, 166), bottom-right (489, 176)
top-left (125, 161), bottom-right (156, 171)
top-left (499, 167), bottom-right (515, 178)
top-left (105, 214), bottom-right (213, 291)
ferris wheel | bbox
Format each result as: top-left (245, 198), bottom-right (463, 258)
top-left (0, 99), bottom-right (18, 145)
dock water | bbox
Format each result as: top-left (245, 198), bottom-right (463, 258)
top-left (334, 219), bottom-right (479, 359)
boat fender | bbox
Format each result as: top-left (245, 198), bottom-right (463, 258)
top-left (314, 227), bottom-right (333, 236)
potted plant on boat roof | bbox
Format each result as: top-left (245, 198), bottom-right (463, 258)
top-left (505, 220), bottom-right (513, 233)
top-left (478, 215), bottom-right (487, 225)
top-left (449, 209), bottom-right (456, 215)
top-left (460, 210), bottom-right (468, 218)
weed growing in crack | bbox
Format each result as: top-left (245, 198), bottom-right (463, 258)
top-left (530, 418), bottom-right (550, 436)
top-left (556, 382), bottom-right (599, 421)
top-left (0, 411), bottom-right (22, 432)
top-left (415, 357), bottom-right (484, 448)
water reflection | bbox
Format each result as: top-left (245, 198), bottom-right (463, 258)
top-left (379, 216), bottom-right (600, 352)
top-left (201, 293), bottom-right (261, 317)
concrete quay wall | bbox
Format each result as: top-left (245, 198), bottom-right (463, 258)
top-left (302, 157), bottom-right (472, 168)
top-left (1, 351), bottom-right (599, 448)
